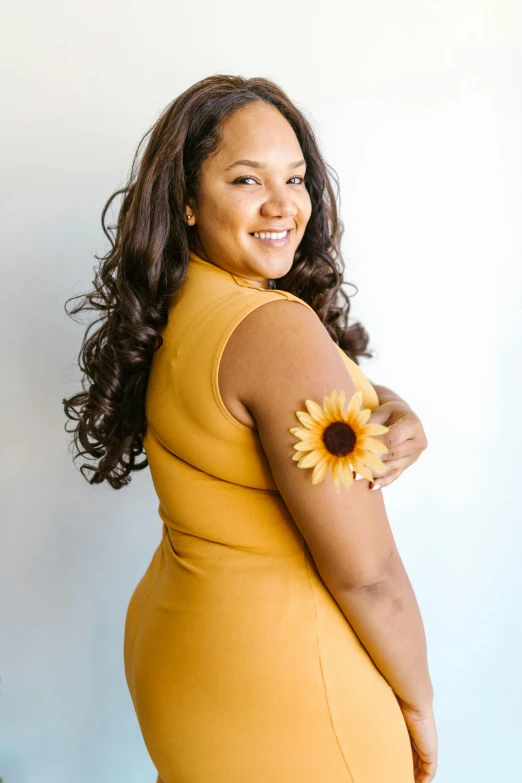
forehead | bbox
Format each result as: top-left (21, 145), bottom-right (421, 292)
top-left (211, 103), bottom-right (303, 167)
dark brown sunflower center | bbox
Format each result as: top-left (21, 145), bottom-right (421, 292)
top-left (322, 421), bottom-right (356, 456)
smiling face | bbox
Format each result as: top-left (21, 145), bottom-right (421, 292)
top-left (186, 101), bottom-right (312, 289)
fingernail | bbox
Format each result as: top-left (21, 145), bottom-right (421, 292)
top-left (354, 473), bottom-right (365, 481)
top-left (370, 482), bottom-right (381, 491)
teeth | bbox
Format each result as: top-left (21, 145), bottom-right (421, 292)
top-left (253, 230), bottom-right (288, 240)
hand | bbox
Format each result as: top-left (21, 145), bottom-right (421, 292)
top-left (367, 401), bottom-right (428, 489)
top-left (395, 699), bottom-right (439, 783)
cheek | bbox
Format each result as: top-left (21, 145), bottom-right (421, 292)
top-left (199, 200), bottom-right (235, 233)
top-left (299, 184), bottom-right (312, 209)
top-left (299, 194), bottom-right (313, 226)
top-left (213, 193), bottom-right (254, 230)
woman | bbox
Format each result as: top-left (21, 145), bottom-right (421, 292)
top-left (63, 75), bottom-right (438, 782)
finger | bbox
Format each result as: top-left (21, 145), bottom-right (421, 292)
top-left (369, 464), bottom-right (405, 489)
top-left (377, 418), bottom-right (419, 454)
top-left (379, 442), bottom-right (418, 466)
top-left (371, 457), bottom-right (411, 479)
top-left (370, 469), bottom-right (404, 489)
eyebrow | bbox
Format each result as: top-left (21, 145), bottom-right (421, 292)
top-left (224, 158), bottom-right (306, 171)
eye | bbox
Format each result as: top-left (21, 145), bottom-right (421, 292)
top-left (232, 175), bottom-right (307, 185)
top-left (233, 176), bottom-right (258, 185)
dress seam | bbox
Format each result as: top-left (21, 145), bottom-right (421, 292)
top-left (129, 533), bottom-right (168, 659)
top-left (303, 542), bottom-right (354, 783)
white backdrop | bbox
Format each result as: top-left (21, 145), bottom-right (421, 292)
top-left (1, 1), bottom-right (521, 781)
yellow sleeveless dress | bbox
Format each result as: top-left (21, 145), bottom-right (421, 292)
top-left (123, 250), bottom-right (414, 783)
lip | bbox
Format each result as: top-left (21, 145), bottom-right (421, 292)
top-left (251, 227), bottom-right (293, 233)
top-left (249, 228), bottom-right (292, 248)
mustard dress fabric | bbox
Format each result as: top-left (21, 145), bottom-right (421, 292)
top-left (124, 250), bottom-right (415, 783)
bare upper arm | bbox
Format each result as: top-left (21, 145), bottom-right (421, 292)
top-left (220, 298), bottom-right (398, 593)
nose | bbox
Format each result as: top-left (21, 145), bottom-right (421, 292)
top-left (259, 184), bottom-right (298, 221)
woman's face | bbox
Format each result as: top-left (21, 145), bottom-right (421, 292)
top-left (187, 102), bottom-right (312, 289)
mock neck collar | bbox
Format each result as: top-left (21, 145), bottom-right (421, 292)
top-left (188, 250), bottom-right (272, 291)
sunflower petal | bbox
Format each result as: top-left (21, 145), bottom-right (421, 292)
top-left (346, 390), bottom-right (363, 419)
top-left (340, 464), bottom-right (355, 490)
top-left (312, 456), bottom-right (330, 484)
top-left (322, 391), bottom-right (335, 419)
top-left (289, 427), bottom-right (323, 442)
top-left (295, 411), bottom-right (318, 429)
top-left (360, 452), bottom-right (387, 471)
top-left (358, 436), bottom-right (389, 455)
top-left (297, 449), bottom-right (325, 468)
top-left (360, 423), bottom-right (390, 437)
top-left (350, 457), bottom-right (374, 481)
top-left (297, 439), bottom-right (324, 451)
top-left (293, 441), bottom-right (317, 452)
top-left (355, 407), bottom-right (372, 427)
top-left (334, 389), bottom-right (346, 419)
top-left (338, 459), bottom-right (351, 488)
top-left (305, 398), bottom-right (329, 425)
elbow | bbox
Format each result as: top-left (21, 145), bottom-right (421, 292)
top-left (340, 546), bottom-right (399, 599)
top-left (354, 579), bottom-right (405, 611)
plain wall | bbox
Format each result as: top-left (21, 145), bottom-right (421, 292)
top-left (1, 0), bottom-right (521, 780)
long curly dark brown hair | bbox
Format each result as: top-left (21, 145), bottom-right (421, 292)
top-left (63, 74), bottom-right (375, 490)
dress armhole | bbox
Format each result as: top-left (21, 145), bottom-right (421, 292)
top-left (211, 293), bottom-right (290, 433)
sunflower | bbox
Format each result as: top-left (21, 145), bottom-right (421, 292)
top-left (289, 389), bottom-right (390, 493)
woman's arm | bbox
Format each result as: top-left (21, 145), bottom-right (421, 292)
top-left (229, 300), bottom-right (434, 713)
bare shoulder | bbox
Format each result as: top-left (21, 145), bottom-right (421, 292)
top-left (219, 297), bottom-right (335, 413)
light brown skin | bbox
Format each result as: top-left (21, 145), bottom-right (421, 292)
top-left (185, 102), bottom-right (438, 782)
top-left (186, 100), bottom-right (311, 291)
